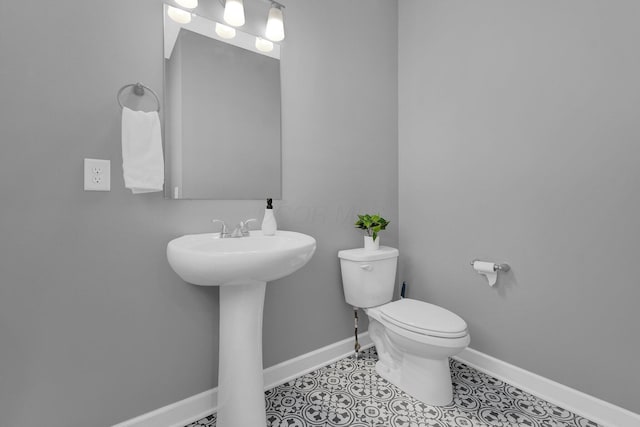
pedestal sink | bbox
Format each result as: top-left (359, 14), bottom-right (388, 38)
top-left (166, 230), bottom-right (316, 427)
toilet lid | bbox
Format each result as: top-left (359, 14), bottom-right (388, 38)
top-left (379, 299), bottom-right (468, 338)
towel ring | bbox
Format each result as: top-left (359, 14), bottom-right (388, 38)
top-left (117, 82), bottom-right (160, 112)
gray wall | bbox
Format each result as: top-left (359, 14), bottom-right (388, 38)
top-left (0, 1), bottom-right (398, 426)
top-left (398, 0), bottom-right (640, 413)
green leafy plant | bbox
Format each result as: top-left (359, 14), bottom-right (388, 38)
top-left (355, 214), bottom-right (390, 242)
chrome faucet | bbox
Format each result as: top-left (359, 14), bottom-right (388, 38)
top-left (212, 218), bottom-right (256, 238)
top-left (211, 219), bottom-right (230, 238)
top-left (240, 219), bottom-right (257, 236)
top-left (230, 224), bottom-right (244, 238)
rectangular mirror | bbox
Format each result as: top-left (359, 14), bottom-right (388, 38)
top-left (163, 4), bottom-right (282, 199)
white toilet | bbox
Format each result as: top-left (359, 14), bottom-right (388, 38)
top-left (338, 246), bottom-right (470, 406)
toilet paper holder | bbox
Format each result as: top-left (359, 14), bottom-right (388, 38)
top-left (470, 260), bottom-right (511, 272)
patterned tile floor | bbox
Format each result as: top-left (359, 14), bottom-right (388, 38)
top-left (187, 347), bottom-right (600, 427)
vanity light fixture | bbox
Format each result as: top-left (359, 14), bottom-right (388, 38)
top-left (215, 22), bottom-right (236, 39)
top-left (255, 36), bottom-right (274, 53)
top-left (224, 0), bottom-right (245, 27)
top-left (265, 2), bottom-right (285, 42)
top-left (167, 5), bottom-right (192, 24)
top-left (175, 0), bottom-right (198, 9)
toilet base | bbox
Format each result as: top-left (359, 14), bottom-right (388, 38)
top-left (376, 355), bottom-right (453, 406)
top-left (367, 316), bottom-right (466, 407)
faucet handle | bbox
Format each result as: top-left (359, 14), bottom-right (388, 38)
top-left (240, 218), bottom-right (257, 235)
top-left (211, 219), bottom-right (228, 237)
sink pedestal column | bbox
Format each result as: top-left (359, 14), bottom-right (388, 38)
top-left (217, 281), bottom-right (267, 427)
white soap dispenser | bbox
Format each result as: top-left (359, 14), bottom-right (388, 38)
top-left (261, 198), bottom-right (277, 236)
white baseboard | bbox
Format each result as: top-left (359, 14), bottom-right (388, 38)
top-left (112, 332), bottom-right (372, 427)
top-left (263, 332), bottom-right (373, 390)
top-left (454, 347), bottom-right (640, 427)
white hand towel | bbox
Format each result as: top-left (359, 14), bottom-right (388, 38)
top-left (121, 107), bottom-right (164, 194)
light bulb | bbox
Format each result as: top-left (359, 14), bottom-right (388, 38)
top-left (255, 37), bottom-right (274, 53)
top-left (167, 6), bottom-right (192, 24)
top-left (215, 22), bottom-right (236, 39)
top-left (175, 0), bottom-right (197, 9)
top-left (265, 4), bottom-right (284, 42)
top-left (224, 0), bottom-right (245, 27)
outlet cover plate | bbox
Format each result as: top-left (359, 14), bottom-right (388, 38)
top-left (84, 158), bottom-right (111, 191)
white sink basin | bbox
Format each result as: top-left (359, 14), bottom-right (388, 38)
top-left (167, 230), bottom-right (316, 286)
top-left (166, 229), bottom-right (316, 427)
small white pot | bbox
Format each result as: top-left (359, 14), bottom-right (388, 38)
top-left (364, 236), bottom-right (380, 251)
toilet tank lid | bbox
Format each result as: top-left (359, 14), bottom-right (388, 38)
top-left (338, 246), bottom-right (399, 262)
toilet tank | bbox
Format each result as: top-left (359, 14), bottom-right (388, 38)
top-left (338, 247), bottom-right (399, 308)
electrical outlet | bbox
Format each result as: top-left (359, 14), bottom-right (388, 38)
top-left (84, 158), bottom-right (111, 191)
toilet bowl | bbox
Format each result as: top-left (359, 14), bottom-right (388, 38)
top-left (338, 246), bottom-right (470, 406)
top-left (367, 299), bottom-right (470, 405)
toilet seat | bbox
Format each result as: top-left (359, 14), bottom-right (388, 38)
top-left (378, 299), bottom-right (468, 339)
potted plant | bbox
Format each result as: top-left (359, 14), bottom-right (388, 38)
top-left (355, 214), bottom-right (390, 251)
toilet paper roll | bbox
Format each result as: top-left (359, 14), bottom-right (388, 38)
top-left (473, 261), bottom-right (498, 287)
